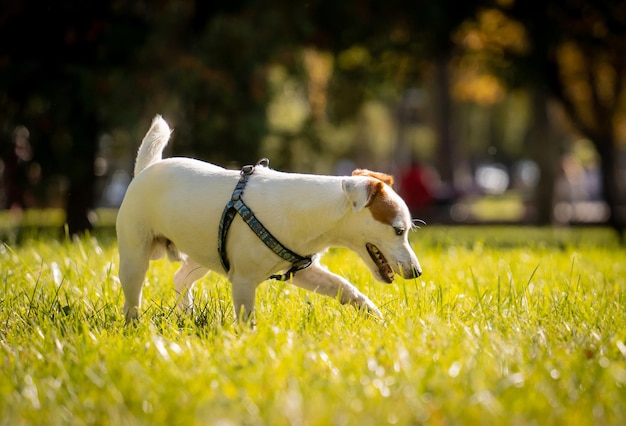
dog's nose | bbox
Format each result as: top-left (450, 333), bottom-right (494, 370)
top-left (412, 265), bottom-right (422, 278)
top-left (401, 263), bottom-right (422, 279)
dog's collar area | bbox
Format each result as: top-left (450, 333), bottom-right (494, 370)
top-left (217, 159), bottom-right (314, 281)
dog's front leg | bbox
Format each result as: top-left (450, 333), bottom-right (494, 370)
top-left (230, 278), bottom-right (258, 326)
top-left (292, 261), bottom-right (383, 318)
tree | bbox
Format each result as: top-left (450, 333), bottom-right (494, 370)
top-left (505, 0), bottom-right (626, 236)
top-left (287, 0), bottom-right (484, 178)
top-left (0, 0), bottom-right (149, 235)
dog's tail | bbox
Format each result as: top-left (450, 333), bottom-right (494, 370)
top-left (134, 115), bottom-right (172, 176)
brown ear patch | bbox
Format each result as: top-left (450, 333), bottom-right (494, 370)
top-left (368, 185), bottom-right (402, 226)
top-left (352, 169), bottom-right (394, 187)
top-left (360, 178), bottom-right (401, 226)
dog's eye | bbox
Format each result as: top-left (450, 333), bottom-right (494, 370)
top-left (393, 227), bottom-right (405, 236)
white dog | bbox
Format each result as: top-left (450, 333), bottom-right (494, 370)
top-left (116, 115), bottom-right (422, 323)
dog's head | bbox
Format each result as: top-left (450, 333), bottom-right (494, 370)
top-left (340, 169), bottom-right (422, 283)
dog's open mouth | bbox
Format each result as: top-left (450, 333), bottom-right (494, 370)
top-left (366, 243), bottom-right (394, 283)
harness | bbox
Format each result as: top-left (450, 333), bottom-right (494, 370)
top-left (217, 158), bottom-right (314, 281)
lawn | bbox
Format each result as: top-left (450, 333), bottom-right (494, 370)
top-left (1, 226), bottom-right (625, 425)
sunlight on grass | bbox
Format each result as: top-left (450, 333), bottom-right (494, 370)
top-left (1, 227), bottom-right (625, 425)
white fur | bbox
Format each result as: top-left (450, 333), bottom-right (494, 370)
top-left (133, 115), bottom-right (172, 176)
top-left (117, 115), bottom-right (422, 324)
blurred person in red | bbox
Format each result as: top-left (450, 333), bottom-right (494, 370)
top-left (398, 158), bottom-right (436, 217)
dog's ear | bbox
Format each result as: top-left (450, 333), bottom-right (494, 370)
top-left (342, 177), bottom-right (384, 211)
top-left (351, 169), bottom-right (394, 187)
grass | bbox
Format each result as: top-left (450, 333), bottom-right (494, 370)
top-left (1, 226), bottom-right (625, 425)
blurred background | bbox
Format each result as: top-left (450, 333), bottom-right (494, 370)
top-left (1, 0), bottom-right (625, 240)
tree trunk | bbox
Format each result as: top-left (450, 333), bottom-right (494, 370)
top-left (596, 138), bottom-right (624, 239)
top-left (434, 52), bottom-right (455, 185)
top-left (65, 114), bottom-right (96, 236)
top-left (528, 91), bottom-right (561, 224)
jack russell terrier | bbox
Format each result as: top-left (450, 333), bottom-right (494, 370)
top-left (116, 115), bottom-right (422, 324)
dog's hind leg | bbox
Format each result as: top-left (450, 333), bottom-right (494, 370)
top-left (292, 261), bottom-right (383, 318)
top-left (118, 249), bottom-right (151, 323)
top-left (173, 259), bottom-right (208, 313)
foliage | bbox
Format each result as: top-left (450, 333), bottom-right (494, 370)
top-left (460, 0), bottom-right (626, 232)
top-left (1, 227), bottom-right (625, 424)
top-left (3, 0), bottom-right (626, 236)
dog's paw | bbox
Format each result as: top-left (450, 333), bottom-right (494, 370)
top-left (176, 298), bottom-right (194, 315)
top-left (124, 307), bottom-right (140, 326)
top-left (339, 289), bottom-right (383, 320)
top-left (362, 301), bottom-right (383, 320)
top-left (348, 296), bottom-right (383, 320)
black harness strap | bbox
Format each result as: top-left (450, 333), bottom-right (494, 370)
top-left (218, 159), bottom-right (313, 281)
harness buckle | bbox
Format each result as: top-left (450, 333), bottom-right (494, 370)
top-left (241, 164), bottom-right (254, 176)
top-left (293, 257), bottom-right (313, 270)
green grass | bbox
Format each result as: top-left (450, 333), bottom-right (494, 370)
top-left (1, 227), bottom-right (625, 425)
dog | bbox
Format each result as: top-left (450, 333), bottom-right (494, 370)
top-left (116, 115), bottom-right (422, 324)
